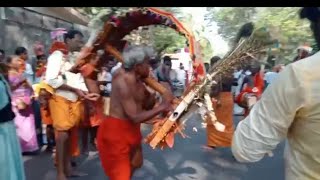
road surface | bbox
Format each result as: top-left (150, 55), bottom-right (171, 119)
top-left (24, 114), bottom-right (285, 180)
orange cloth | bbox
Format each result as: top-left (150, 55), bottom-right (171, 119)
top-left (40, 107), bottom-right (52, 125)
top-left (49, 41), bottom-right (68, 55)
top-left (49, 95), bottom-right (83, 131)
top-left (207, 92), bottom-right (235, 147)
top-left (97, 116), bottom-right (142, 180)
top-left (82, 99), bottom-right (104, 127)
top-left (49, 95), bottom-right (82, 163)
top-left (236, 73), bottom-right (264, 117)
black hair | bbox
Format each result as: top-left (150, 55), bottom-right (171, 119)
top-left (210, 56), bottom-right (221, 66)
top-left (150, 56), bottom-right (160, 65)
top-left (0, 49), bottom-right (4, 55)
top-left (15, 47), bottom-right (27, 56)
top-left (163, 56), bottom-right (171, 62)
top-left (36, 54), bottom-right (46, 60)
top-left (204, 62), bottom-right (210, 72)
top-left (300, 7), bottom-right (320, 50)
top-left (64, 29), bottom-right (83, 43)
top-left (300, 7), bottom-right (320, 22)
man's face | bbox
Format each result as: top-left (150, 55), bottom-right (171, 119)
top-left (21, 51), bottom-right (28, 61)
top-left (298, 49), bottom-right (309, 59)
top-left (66, 34), bottom-right (84, 52)
top-left (10, 57), bottom-right (23, 70)
top-left (135, 58), bottom-right (150, 79)
top-left (164, 60), bottom-right (172, 69)
top-left (107, 60), bottom-right (116, 71)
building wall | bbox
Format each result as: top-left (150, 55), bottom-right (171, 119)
top-left (0, 7), bottom-right (89, 57)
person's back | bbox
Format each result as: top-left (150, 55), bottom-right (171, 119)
top-left (110, 68), bottom-right (142, 120)
top-left (176, 68), bottom-right (186, 86)
top-left (284, 52), bottom-right (320, 179)
top-left (232, 51), bottom-right (320, 179)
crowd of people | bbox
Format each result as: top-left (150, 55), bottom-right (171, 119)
top-left (204, 7), bottom-right (320, 180)
top-left (0, 6), bottom-right (320, 180)
top-left (0, 26), bottom-right (188, 180)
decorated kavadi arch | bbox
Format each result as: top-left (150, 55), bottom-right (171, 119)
top-left (80, 7), bottom-right (205, 82)
top-left (76, 7), bottom-right (206, 149)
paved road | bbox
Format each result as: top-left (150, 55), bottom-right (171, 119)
top-left (24, 114), bottom-right (285, 180)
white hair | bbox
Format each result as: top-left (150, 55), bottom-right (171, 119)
top-left (122, 45), bottom-right (155, 70)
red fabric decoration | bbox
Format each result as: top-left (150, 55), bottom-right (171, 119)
top-left (49, 41), bottom-right (68, 55)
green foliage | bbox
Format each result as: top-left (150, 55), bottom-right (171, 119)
top-left (256, 7), bottom-right (313, 63)
top-left (75, 7), bottom-right (128, 18)
top-left (206, 7), bottom-right (257, 43)
top-left (206, 7), bottom-right (314, 64)
top-left (151, 26), bottom-right (186, 54)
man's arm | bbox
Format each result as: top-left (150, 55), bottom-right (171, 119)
top-left (232, 65), bottom-right (306, 162)
top-left (117, 78), bottom-right (169, 124)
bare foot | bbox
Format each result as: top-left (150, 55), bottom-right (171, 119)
top-left (65, 163), bottom-right (88, 177)
top-left (201, 145), bottom-right (216, 152)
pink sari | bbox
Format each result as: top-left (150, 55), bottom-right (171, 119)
top-left (8, 72), bottom-right (39, 153)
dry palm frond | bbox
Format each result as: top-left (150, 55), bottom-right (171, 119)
top-left (146, 23), bottom-right (278, 149)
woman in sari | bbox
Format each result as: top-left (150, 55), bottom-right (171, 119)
top-left (0, 62), bottom-right (26, 180)
top-left (7, 55), bottom-right (39, 153)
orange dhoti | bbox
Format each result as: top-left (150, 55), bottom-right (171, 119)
top-left (40, 107), bottom-right (52, 125)
top-left (207, 92), bottom-right (235, 147)
top-left (49, 95), bottom-right (83, 158)
top-left (97, 116), bottom-right (142, 180)
top-left (82, 99), bottom-right (104, 127)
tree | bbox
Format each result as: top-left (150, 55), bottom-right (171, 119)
top-left (205, 7), bottom-right (257, 43)
top-left (255, 7), bottom-right (313, 63)
top-left (205, 7), bottom-right (314, 64)
top-left (75, 7), bottom-right (128, 18)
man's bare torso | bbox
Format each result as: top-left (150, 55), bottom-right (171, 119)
top-left (109, 68), bottom-right (149, 121)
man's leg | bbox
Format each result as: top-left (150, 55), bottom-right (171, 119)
top-left (46, 125), bottom-right (55, 152)
top-left (90, 126), bottom-right (98, 149)
top-left (55, 131), bottom-right (69, 180)
top-left (81, 127), bottom-right (89, 154)
top-left (65, 127), bottom-right (87, 177)
top-left (130, 145), bottom-right (143, 177)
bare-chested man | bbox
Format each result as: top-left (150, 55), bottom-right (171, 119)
top-left (97, 45), bottom-right (172, 180)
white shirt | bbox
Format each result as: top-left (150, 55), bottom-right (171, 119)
top-left (98, 70), bottom-right (112, 93)
top-left (232, 51), bottom-right (320, 180)
top-left (176, 68), bottom-right (186, 86)
top-left (264, 71), bottom-right (278, 84)
top-left (45, 51), bottom-right (87, 102)
top-left (111, 62), bottom-right (122, 75)
top-left (233, 70), bottom-right (242, 79)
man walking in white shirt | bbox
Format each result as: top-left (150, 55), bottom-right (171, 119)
top-left (232, 7), bottom-right (320, 180)
top-left (45, 29), bottom-right (96, 180)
